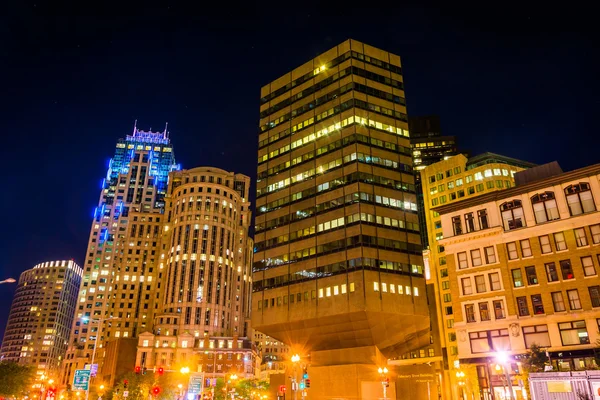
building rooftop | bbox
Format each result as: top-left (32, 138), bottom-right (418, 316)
top-left (465, 152), bottom-right (537, 170)
top-left (433, 162), bottom-right (600, 215)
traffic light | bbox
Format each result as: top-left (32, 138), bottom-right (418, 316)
top-left (299, 382), bottom-right (305, 390)
top-left (152, 386), bottom-right (161, 396)
top-left (305, 379), bottom-right (310, 388)
top-left (135, 366), bottom-right (141, 374)
top-left (384, 378), bottom-right (390, 388)
top-left (157, 367), bottom-right (164, 375)
top-left (124, 380), bottom-right (129, 389)
top-left (303, 367), bottom-right (308, 379)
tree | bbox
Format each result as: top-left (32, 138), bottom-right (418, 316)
top-left (104, 371), bottom-right (178, 400)
top-left (0, 362), bottom-right (36, 397)
top-left (522, 344), bottom-right (549, 373)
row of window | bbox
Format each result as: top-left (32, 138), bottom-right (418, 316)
top-left (515, 286), bottom-right (600, 317)
top-left (460, 271), bottom-right (502, 296)
top-left (257, 283), bottom-right (357, 309)
top-left (464, 299), bottom-right (506, 322)
top-left (456, 246), bottom-right (496, 269)
top-left (511, 257), bottom-right (597, 289)
top-left (373, 282), bottom-right (419, 296)
top-left (429, 168), bottom-right (513, 191)
top-left (432, 181), bottom-right (513, 207)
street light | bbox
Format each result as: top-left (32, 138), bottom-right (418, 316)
top-left (291, 354), bottom-right (301, 400)
top-left (378, 367), bottom-right (389, 399)
top-left (495, 351), bottom-right (515, 400)
top-left (81, 316), bottom-right (117, 400)
top-left (0, 278), bottom-right (16, 284)
top-left (180, 366), bottom-right (190, 374)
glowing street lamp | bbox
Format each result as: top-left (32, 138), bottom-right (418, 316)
top-left (180, 366), bottom-right (190, 374)
top-left (378, 367), bottom-right (389, 399)
top-left (495, 351), bottom-right (515, 400)
top-left (290, 355), bottom-right (301, 400)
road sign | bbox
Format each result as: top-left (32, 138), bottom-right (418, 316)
top-left (73, 369), bottom-right (91, 390)
top-left (123, 391), bottom-right (129, 398)
top-left (188, 374), bottom-right (204, 394)
top-left (85, 363), bottom-right (99, 377)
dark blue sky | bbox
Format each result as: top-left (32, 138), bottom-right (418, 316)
top-left (0, 6), bottom-right (597, 338)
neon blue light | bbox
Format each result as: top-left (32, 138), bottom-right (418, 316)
top-left (118, 202), bottom-right (124, 214)
top-left (101, 178), bottom-right (106, 189)
top-left (93, 207), bottom-right (98, 218)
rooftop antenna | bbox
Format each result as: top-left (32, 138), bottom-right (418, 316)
top-left (163, 122), bottom-right (168, 138)
top-left (132, 119), bottom-right (138, 136)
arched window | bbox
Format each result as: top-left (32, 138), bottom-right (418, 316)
top-left (531, 192), bottom-right (560, 223)
top-left (564, 183), bottom-right (595, 216)
top-left (500, 200), bottom-right (525, 230)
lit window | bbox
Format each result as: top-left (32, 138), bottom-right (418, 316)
top-left (406, 286), bottom-right (411, 295)
top-left (373, 282), bottom-right (379, 291)
top-left (349, 283), bottom-right (355, 292)
top-left (390, 284), bottom-right (395, 294)
top-left (341, 284), bottom-right (347, 294)
top-left (334, 286), bottom-right (339, 295)
top-left (382, 283), bottom-right (387, 292)
top-left (398, 285), bottom-right (404, 294)
top-left (326, 287), bottom-right (331, 297)
top-left (413, 287), bottom-right (419, 296)
top-left (318, 288), bottom-right (324, 298)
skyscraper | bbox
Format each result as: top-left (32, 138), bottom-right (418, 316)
top-left (253, 39), bottom-right (430, 398)
top-left (1, 260), bottom-right (82, 377)
top-left (134, 167), bottom-right (258, 381)
top-left (61, 124), bottom-right (178, 388)
top-left (408, 115), bottom-right (462, 248)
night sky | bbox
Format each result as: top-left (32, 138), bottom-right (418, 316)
top-left (1, 6), bottom-right (598, 339)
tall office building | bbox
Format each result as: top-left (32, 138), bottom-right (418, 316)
top-left (1, 260), bottom-right (82, 377)
top-left (253, 39), bottom-right (430, 399)
top-left (61, 124), bottom-right (178, 387)
top-left (434, 162), bottom-right (600, 400)
top-left (409, 115), bottom-right (462, 247)
top-left (134, 167), bottom-right (258, 382)
top-left (421, 153), bottom-right (535, 399)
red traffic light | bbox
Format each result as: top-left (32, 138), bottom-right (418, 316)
top-left (157, 367), bottom-right (164, 375)
top-left (135, 366), bottom-right (141, 374)
top-left (152, 386), bottom-right (161, 396)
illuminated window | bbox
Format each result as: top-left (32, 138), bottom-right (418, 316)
top-left (373, 282), bottom-right (379, 291)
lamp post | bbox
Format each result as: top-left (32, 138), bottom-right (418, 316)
top-left (82, 316), bottom-right (116, 400)
top-left (378, 367), bottom-right (389, 399)
top-left (180, 366), bottom-right (190, 400)
top-left (495, 352), bottom-right (515, 400)
top-left (290, 354), bottom-right (300, 400)
top-left (98, 385), bottom-right (104, 400)
top-left (0, 278), bottom-right (16, 284)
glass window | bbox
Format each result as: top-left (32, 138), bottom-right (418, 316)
top-left (567, 289), bottom-right (581, 310)
top-left (517, 296), bottom-right (529, 316)
top-left (469, 329), bottom-right (510, 354)
top-left (478, 209), bottom-right (489, 229)
top-left (485, 246), bottom-right (496, 263)
top-left (452, 216), bottom-right (462, 235)
top-left (461, 278), bottom-right (473, 295)
top-left (507, 242), bottom-right (518, 260)
top-left (525, 266), bottom-right (538, 285)
top-left (531, 192), bottom-right (560, 223)
top-left (559, 320), bottom-right (589, 345)
top-left (489, 273), bottom-right (501, 291)
top-left (475, 275), bottom-right (486, 293)
top-left (574, 228), bottom-right (588, 247)
top-left (588, 286), bottom-right (600, 308)
top-left (500, 200), bottom-right (525, 230)
top-left (565, 183), bottom-right (595, 216)
top-left (552, 292), bottom-right (566, 312)
top-left (523, 325), bottom-right (550, 348)
top-left (512, 269), bottom-right (524, 287)
top-left (373, 282), bottom-right (379, 291)
top-left (463, 304), bottom-right (476, 323)
top-left (520, 239), bottom-right (532, 257)
top-left (545, 262), bottom-right (559, 282)
top-left (582, 256), bottom-right (596, 276)
top-left (479, 303), bottom-right (490, 321)
top-left (493, 300), bottom-right (505, 319)
top-left (590, 224), bottom-right (600, 244)
top-left (471, 249), bottom-right (482, 266)
top-left (465, 213), bottom-right (475, 233)
top-left (539, 236), bottom-right (552, 254)
top-left (560, 260), bottom-right (574, 280)
top-left (554, 232), bottom-right (567, 251)
top-left (531, 294), bottom-right (544, 314)
top-left (457, 252), bottom-right (468, 269)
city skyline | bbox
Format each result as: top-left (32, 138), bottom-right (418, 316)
top-left (1, 8), bottom-right (598, 341)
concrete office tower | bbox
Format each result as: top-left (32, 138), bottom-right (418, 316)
top-left (1, 260), bottom-right (82, 378)
top-left (61, 124), bottom-right (179, 387)
top-left (433, 162), bottom-right (600, 400)
top-left (253, 39), bottom-right (429, 398)
top-left (135, 167), bottom-right (257, 381)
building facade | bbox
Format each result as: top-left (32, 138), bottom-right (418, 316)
top-left (421, 153), bottom-right (535, 399)
top-left (253, 331), bottom-right (289, 379)
top-left (133, 167), bottom-right (257, 385)
top-left (61, 125), bottom-right (179, 388)
top-left (435, 162), bottom-right (600, 400)
top-left (253, 39), bottom-right (430, 398)
top-left (1, 260), bottom-right (82, 377)
top-left (408, 115), bottom-right (462, 248)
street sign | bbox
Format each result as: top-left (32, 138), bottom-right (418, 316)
top-left (188, 374), bottom-right (203, 394)
top-left (123, 391), bottom-right (129, 398)
top-left (85, 363), bottom-right (99, 377)
top-left (73, 369), bottom-right (91, 391)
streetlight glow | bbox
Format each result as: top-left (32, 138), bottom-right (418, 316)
top-left (496, 350), bottom-right (508, 364)
top-left (291, 354), bottom-right (300, 363)
top-left (180, 366), bottom-right (190, 374)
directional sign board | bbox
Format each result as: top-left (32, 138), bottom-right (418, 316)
top-left (188, 374), bottom-right (204, 394)
top-left (85, 363), bottom-right (98, 377)
top-left (73, 369), bottom-right (91, 390)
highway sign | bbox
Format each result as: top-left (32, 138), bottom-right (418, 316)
top-left (73, 369), bottom-right (91, 390)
